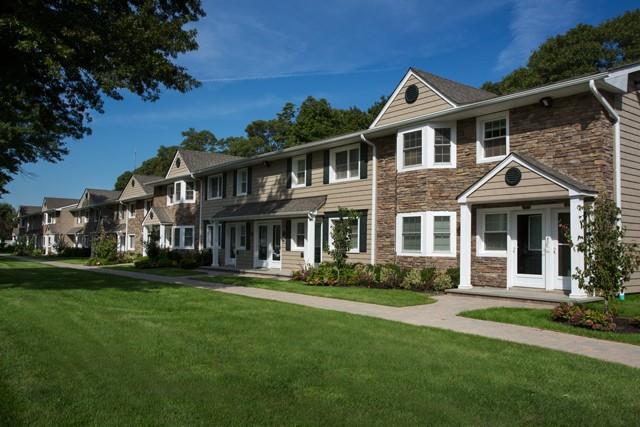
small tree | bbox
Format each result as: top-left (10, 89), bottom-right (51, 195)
top-left (145, 229), bottom-right (161, 262)
top-left (329, 208), bottom-right (359, 270)
top-left (572, 197), bottom-right (639, 313)
top-left (92, 226), bottom-right (118, 262)
top-left (53, 235), bottom-right (68, 255)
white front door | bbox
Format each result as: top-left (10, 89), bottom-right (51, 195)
top-left (509, 207), bottom-right (573, 291)
top-left (254, 222), bottom-right (281, 269)
top-left (226, 224), bottom-right (237, 266)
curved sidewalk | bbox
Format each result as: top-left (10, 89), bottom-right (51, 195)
top-left (29, 258), bottom-right (640, 369)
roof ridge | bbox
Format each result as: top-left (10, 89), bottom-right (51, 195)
top-left (410, 67), bottom-right (496, 104)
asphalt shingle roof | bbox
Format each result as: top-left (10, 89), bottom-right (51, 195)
top-left (411, 68), bottom-right (497, 105)
top-left (179, 149), bottom-right (244, 173)
top-left (212, 196), bottom-right (327, 220)
top-left (19, 205), bottom-right (42, 216)
top-left (43, 197), bottom-right (79, 211)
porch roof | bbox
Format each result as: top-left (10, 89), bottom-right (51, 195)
top-left (142, 207), bottom-right (173, 226)
top-left (211, 196), bottom-right (327, 221)
top-left (457, 153), bottom-right (597, 204)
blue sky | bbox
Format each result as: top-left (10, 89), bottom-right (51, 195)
top-left (4, 0), bottom-right (638, 207)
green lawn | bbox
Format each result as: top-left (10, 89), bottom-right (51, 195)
top-left (1, 259), bottom-right (639, 426)
top-left (195, 274), bottom-right (434, 307)
top-left (108, 265), bottom-right (207, 277)
top-left (460, 294), bottom-right (640, 346)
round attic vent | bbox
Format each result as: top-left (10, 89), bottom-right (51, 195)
top-left (505, 167), bottom-right (522, 186)
top-left (176, 158), bottom-right (181, 168)
top-left (405, 84), bottom-right (419, 104)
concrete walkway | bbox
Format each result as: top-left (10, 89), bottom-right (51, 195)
top-left (17, 258), bottom-right (640, 369)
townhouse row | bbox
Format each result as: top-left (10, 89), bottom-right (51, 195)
top-left (17, 64), bottom-right (640, 295)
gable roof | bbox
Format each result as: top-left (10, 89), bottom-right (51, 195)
top-left (457, 153), bottom-right (597, 203)
top-left (179, 149), bottom-right (243, 173)
top-left (142, 206), bottom-right (173, 225)
top-left (42, 197), bottom-right (79, 211)
top-left (411, 68), bottom-right (497, 105)
top-left (119, 174), bottom-right (162, 201)
top-left (85, 189), bottom-right (121, 205)
top-left (19, 205), bottom-right (42, 217)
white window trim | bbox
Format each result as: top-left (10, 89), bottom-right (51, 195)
top-left (238, 223), bottom-right (247, 250)
top-left (172, 225), bottom-right (195, 249)
top-left (396, 123), bottom-right (456, 172)
top-left (476, 208), bottom-right (510, 258)
top-left (476, 111), bottom-right (509, 164)
top-left (330, 143), bottom-right (361, 183)
top-left (207, 174), bottom-right (223, 200)
top-left (328, 217), bottom-right (360, 253)
top-left (291, 155), bottom-right (307, 188)
top-left (290, 218), bottom-right (307, 251)
top-left (394, 211), bottom-right (456, 257)
top-left (236, 168), bottom-right (248, 196)
top-left (128, 203), bottom-right (135, 219)
top-left (395, 213), bottom-right (425, 256)
top-left (128, 234), bottom-right (135, 250)
top-left (167, 180), bottom-right (196, 205)
top-left (144, 200), bottom-right (151, 216)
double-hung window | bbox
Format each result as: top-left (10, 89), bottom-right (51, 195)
top-left (397, 124), bottom-right (456, 171)
top-left (395, 212), bottom-right (456, 257)
top-left (128, 203), bottom-right (135, 219)
top-left (477, 211), bottom-right (508, 257)
top-left (237, 168), bottom-right (248, 196)
top-left (172, 226), bottom-right (195, 249)
top-left (128, 234), bottom-right (135, 250)
top-left (207, 175), bottom-right (223, 200)
top-left (168, 180), bottom-right (196, 205)
top-left (291, 156), bottom-right (307, 188)
top-left (291, 219), bottom-right (306, 251)
top-left (477, 113), bottom-right (509, 163)
top-left (331, 144), bottom-right (360, 182)
top-left (328, 217), bottom-right (359, 252)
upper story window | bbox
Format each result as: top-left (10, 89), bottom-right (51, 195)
top-left (207, 174), bottom-right (223, 200)
top-left (291, 155), bottom-right (307, 188)
top-left (144, 200), bottom-right (151, 216)
top-left (167, 180), bottom-right (196, 205)
top-left (237, 168), bottom-right (248, 196)
top-left (331, 144), bottom-right (360, 182)
top-left (477, 112), bottom-right (509, 163)
top-left (44, 212), bottom-right (54, 224)
top-left (397, 123), bottom-right (456, 171)
top-left (128, 203), bottom-right (135, 218)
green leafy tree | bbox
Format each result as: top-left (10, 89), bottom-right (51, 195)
top-left (92, 226), bottom-right (118, 262)
top-left (0, 0), bottom-right (205, 195)
top-left (571, 197), bottom-right (639, 313)
top-left (329, 207), bottom-right (359, 270)
top-left (483, 10), bottom-right (640, 94)
top-left (0, 203), bottom-right (17, 241)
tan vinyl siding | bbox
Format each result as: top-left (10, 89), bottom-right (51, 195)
top-left (375, 74), bottom-right (452, 127)
top-left (165, 152), bottom-right (192, 179)
top-left (620, 75), bottom-right (640, 293)
top-left (466, 161), bottom-right (568, 203)
top-left (119, 176), bottom-right (151, 201)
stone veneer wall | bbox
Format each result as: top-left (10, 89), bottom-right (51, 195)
top-left (375, 92), bottom-right (615, 287)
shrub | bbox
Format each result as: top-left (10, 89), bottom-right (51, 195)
top-left (145, 230), bottom-right (161, 262)
top-left (433, 271), bottom-right (453, 292)
top-left (134, 257), bottom-right (152, 269)
top-left (378, 264), bottom-right (404, 288)
top-left (353, 264), bottom-right (376, 288)
top-left (179, 252), bottom-right (200, 269)
top-left (93, 229), bottom-right (118, 262)
top-left (53, 236), bottom-right (68, 254)
top-left (30, 248), bottom-right (44, 257)
top-left (420, 267), bottom-right (437, 288)
top-left (446, 267), bottom-right (459, 288)
top-left (400, 268), bottom-right (423, 290)
top-left (551, 303), bottom-right (616, 332)
top-left (328, 207), bottom-right (359, 269)
top-left (195, 249), bottom-right (212, 266)
top-left (167, 250), bottom-right (183, 263)
top-left (60, 247), bottom-right (91, 258)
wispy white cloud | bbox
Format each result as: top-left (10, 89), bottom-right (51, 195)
top-left (496, 0), bottom-right (582, 71)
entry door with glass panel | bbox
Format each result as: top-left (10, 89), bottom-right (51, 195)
top-left (552, 210), bottom-right (571, 291)
top-left (255, 222), bottom-right (281, 268)
top-left (226, 224), bottom-right (237, 266)
top-left (512, 211), bottom-right (545, 288)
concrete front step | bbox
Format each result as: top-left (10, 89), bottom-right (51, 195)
top-left (198, 266), bottom-right (292, 279)
top-left (445, 287), bottom-right (603, 304)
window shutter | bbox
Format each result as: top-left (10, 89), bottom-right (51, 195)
top-left (233, 170), bottom-right (237, 196)
top-left (322, 217), bottom-right (329, 251)
top-left (246, 221), bottom-right (252, 249)
top-left (222, 173), bottom-right (227, 198)
top-left (359, 211), bottom-right (367, 253)
top-left (306, 153), bottom-right (312, 186)
top-left (285, 219), bottom-right (291, 251)
top-left (360, 142), bottom-right (368, 179)
top-left (323, 150), bottom-right (330, 184)
top-left (286, 158), bottom-right (292, 189)
top-left (220, 223), bottom-right (225, 249)
top-left (247, 167), bottom-right (252, 195)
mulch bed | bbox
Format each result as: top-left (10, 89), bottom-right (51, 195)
top-left (613, 317), bottom-right (640, 334)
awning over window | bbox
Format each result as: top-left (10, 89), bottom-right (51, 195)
top-left (211, 196), bottom-right (327, 221)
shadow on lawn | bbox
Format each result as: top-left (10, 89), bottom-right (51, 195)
top-left (0, 258), bottom-right (178, 293)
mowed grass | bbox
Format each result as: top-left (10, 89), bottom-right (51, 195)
top-left (107, 265), bottom-right (207, 277)
top-left (1, 259), bottom-right (639, 426)
top-left (194, 274), bottom-right (434, 307)
top-left (460, 294), bottom-right (640, 346)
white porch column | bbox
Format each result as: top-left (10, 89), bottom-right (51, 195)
top-left (159, 225), bottom-right (165, 249)
top-left (304, 213), bottom-right (316, 267)
top-left (459, 203), bottom-right (472, 289)
top-left (211, 221), bottom-right (219, 267)
top-left (142, 226), bottom-right (148, 256)
top-left (569, 196), bottom-right (588, 298)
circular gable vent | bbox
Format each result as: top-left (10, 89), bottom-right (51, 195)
top-left (176, 158), bottom-right (181, 168)
top-left (405, 84), bottom-right (419, 104)
top-left (505, 167), bottom-right (522, 186)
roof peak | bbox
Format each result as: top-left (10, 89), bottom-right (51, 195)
top-left (409, 67), bottom-right (497, 104)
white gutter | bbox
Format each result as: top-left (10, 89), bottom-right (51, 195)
top-left (588, 79), bottom-right (621, 210)
top-left (360, 134), bottom-right (377, 265)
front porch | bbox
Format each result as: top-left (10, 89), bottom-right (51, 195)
top-left (446, 286), bottom-right (602, 304)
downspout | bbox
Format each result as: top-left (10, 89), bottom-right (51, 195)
top-left (196, 175), bottom-right (203, 251)
top-left (588, 79), bottom-right (621, 210)
top-left (360, 134), bottom-right (377, 265)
